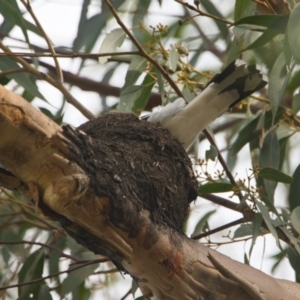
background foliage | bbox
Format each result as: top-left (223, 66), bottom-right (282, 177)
top-left (1, 0), bottom-right (300, 299)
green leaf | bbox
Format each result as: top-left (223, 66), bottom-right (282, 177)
top-left (234, 0), bottom-right (256, 20)
top-left (292, 91), bottom-right (300, 114)
top-left (249, 213), bottom-right (263, 257)
top-left (288, 164), bottom-right (300, 211)
top-left (131, 279), bottom-right (139, 297)
top-left (258, 167), bottom-right (293, 184)
top-left (243, 27), bottom-right (282, 51)
top-left (38, 285), bottom-right (53, 300)
top-left (287, 247), bottom-right (300, 282)
top-left (199, 182), bottom-right (233, 194)
top-left (279, 135), bottom-right (290, 170)
top-left (234, 14), bottom-right (289, 32)
top-left (255, 200), bottom-right (280, 247)
top-left (99, 28), bottom-right (126, 64)
top-left (191, 210), bottom-right (216, 237)
top-left (259, 130), bottom-right (279, 200)
top-left (0, 57), bottom-right (45, 100)
top-left (73, 11), bottom-right (108, 52)
top-left (132, 74), bottom-right (156, 113)
top-left (291, 206), bottom-right (300, 234)
top-left (230, 107), bottom-right (285, 156)
top-left (233, 223), bottom-right (253, 238)
top-left (123, 56), bottom-right (147, 90)
top-left (287, 3), bottom-right (300, 63)
top-left (155, 67), bottom-right (165, 103)
top-left (118, 74), bottom-right (155, 113)
top-left (18, 249), bottom-right (44, 299)
top-left (61, 264), bottom-right (97, 297)
top-left (169, 44), bottom-right (179, 72)
top-left (205, 145), bottom-right (218, 161)
top-left (268, 52), bottom-right (287, 121)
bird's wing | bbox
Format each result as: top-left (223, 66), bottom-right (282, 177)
top-left (147, 60), bottom-right (267, 150)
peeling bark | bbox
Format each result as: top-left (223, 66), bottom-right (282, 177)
top-left (0, 85), bottom-right (299, 299)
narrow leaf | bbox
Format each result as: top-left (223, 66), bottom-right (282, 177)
top-left (0, 57), bottom-right (45, 100)
top-left (259, 130), bottom-right (279, 200)
top-left (18, 249), bottom-right (44, 299)
top-left (287, 3), bottom-right (300, 63)
top-left (191, 210), bottom-right (216, 237)
top-left (291, 206), bottom-right (300, 234)
top-left (205, 145), bottom-right (218, 162)
top-left (169, 44), bottom-right (179, 72)
top-left (99, 28), bottom-right (126, 64)
top-left (287, 247), bottom-right (300, 282)
top-left (234, 14), bottom-right (289, 32)
top-left (243, 27), bottom-right (282, 51)
top-left (234, 0), bottom-right (256, 20)
top-left (292, 91), bottom-right (300, 114)
top-left (288, 164), bottom-right (300, 211)
top-left (118, 74), bottom-right (155, 113)
top-left (249, 213), bottom-right (263, 257)
top-left (233, 223), bottom-right (253, 238)
top-left (258, 167), bottom-right (293, 184)
top-left (268, 52), bottom-right (287, 121)
top-left (123, 56), bottom-right (147, 89)
top-left (255, 200), bottom-right (279, 247)
top-left (199, 182), bottom-right (233, 194)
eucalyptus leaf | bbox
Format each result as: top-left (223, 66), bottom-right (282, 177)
top-left (291, 206), bottom-right (300, 234)
top-left (268, 52), bottom-right (287, 121)
top-left (18, 249), bottom-right (44, 299)
top-left (191, 210), bottom-right (216, 237)
top-left (258, 167), bottom-right (293, 184)
top-left (99, 28), bottom-right (126, 64)
top-left (287, 3), bottom-right (300, 63)
top-left (255, 200), bottom-right (279, 248)
top-left (199, 182), bottom-right (233, 194)
top-left (288, 164), bottom-right (300, 211)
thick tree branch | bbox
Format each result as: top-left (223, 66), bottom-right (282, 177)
top-left (0, 86), bottom-right (299, 299)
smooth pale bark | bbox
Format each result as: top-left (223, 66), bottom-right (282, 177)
top-left (0, 85), bottom-right (299, 300)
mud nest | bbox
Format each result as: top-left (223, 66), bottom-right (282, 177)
top-left (63, 112), bottom-right (198, 234)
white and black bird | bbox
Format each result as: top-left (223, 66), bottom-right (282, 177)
top-left (142, 60), bottom-right (267, 150)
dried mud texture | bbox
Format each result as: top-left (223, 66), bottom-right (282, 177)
top-left (63, 112), bottom-right (198, 235)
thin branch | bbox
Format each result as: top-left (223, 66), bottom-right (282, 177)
top-left (0, 51), bottom-right (139, 59)
top-left (0, 240), bottom-right (80, 262)
top-left (175, 0), bottom-right (234, 25)
top-left (203, 129), bottom-right (245, 202)
top-left (120, 288), bottom-right (132, 300)
top-left (103, 0), bottom-right (186, 102)
top-left (192, 217), bottom-right (245, 239)
top-left (0, 40), bottom-right (94, 120)
top-left (26, 58), bottom-right (162, 109)
top-left (0, 260), bottom-right (106, 291)
top-left (0, 67), bottom-right (27, 77)
top-left (20, 0), bottom-right (63, 83)
top-left (200, 193), bottom-right (241, 212)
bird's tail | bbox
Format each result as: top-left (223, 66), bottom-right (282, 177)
top-left (163, 60), bottom-right (268, 149)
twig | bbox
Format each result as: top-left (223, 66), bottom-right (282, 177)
top-left (0, 40), bottom-right (95, 120)
top-left (120, 288), bottom-right (132, 300)
top-left (175, 0), bottom-right (234, 25)
top-left (192, 217), bottom-right (245, 239)
top-left (0, 51), bottom-right (139, 59)
top-left (0, 260), bottom-right (106, 291)
top-left (203, 129), bottom-right (244, 202)
top-left (0, 240), bottom-right (81, 262)
top-left (200, 193), bottom-right (241, 212)
top-left (103, 0), bottom-right (186, 102)
top-left (20, 0), bottom-right (63, 83)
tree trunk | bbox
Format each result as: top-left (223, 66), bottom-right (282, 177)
top-left (0, 85), bottom-right (299, 300)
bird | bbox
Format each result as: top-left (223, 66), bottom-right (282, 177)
top-left (141, 59), bottom-right (267, 150)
